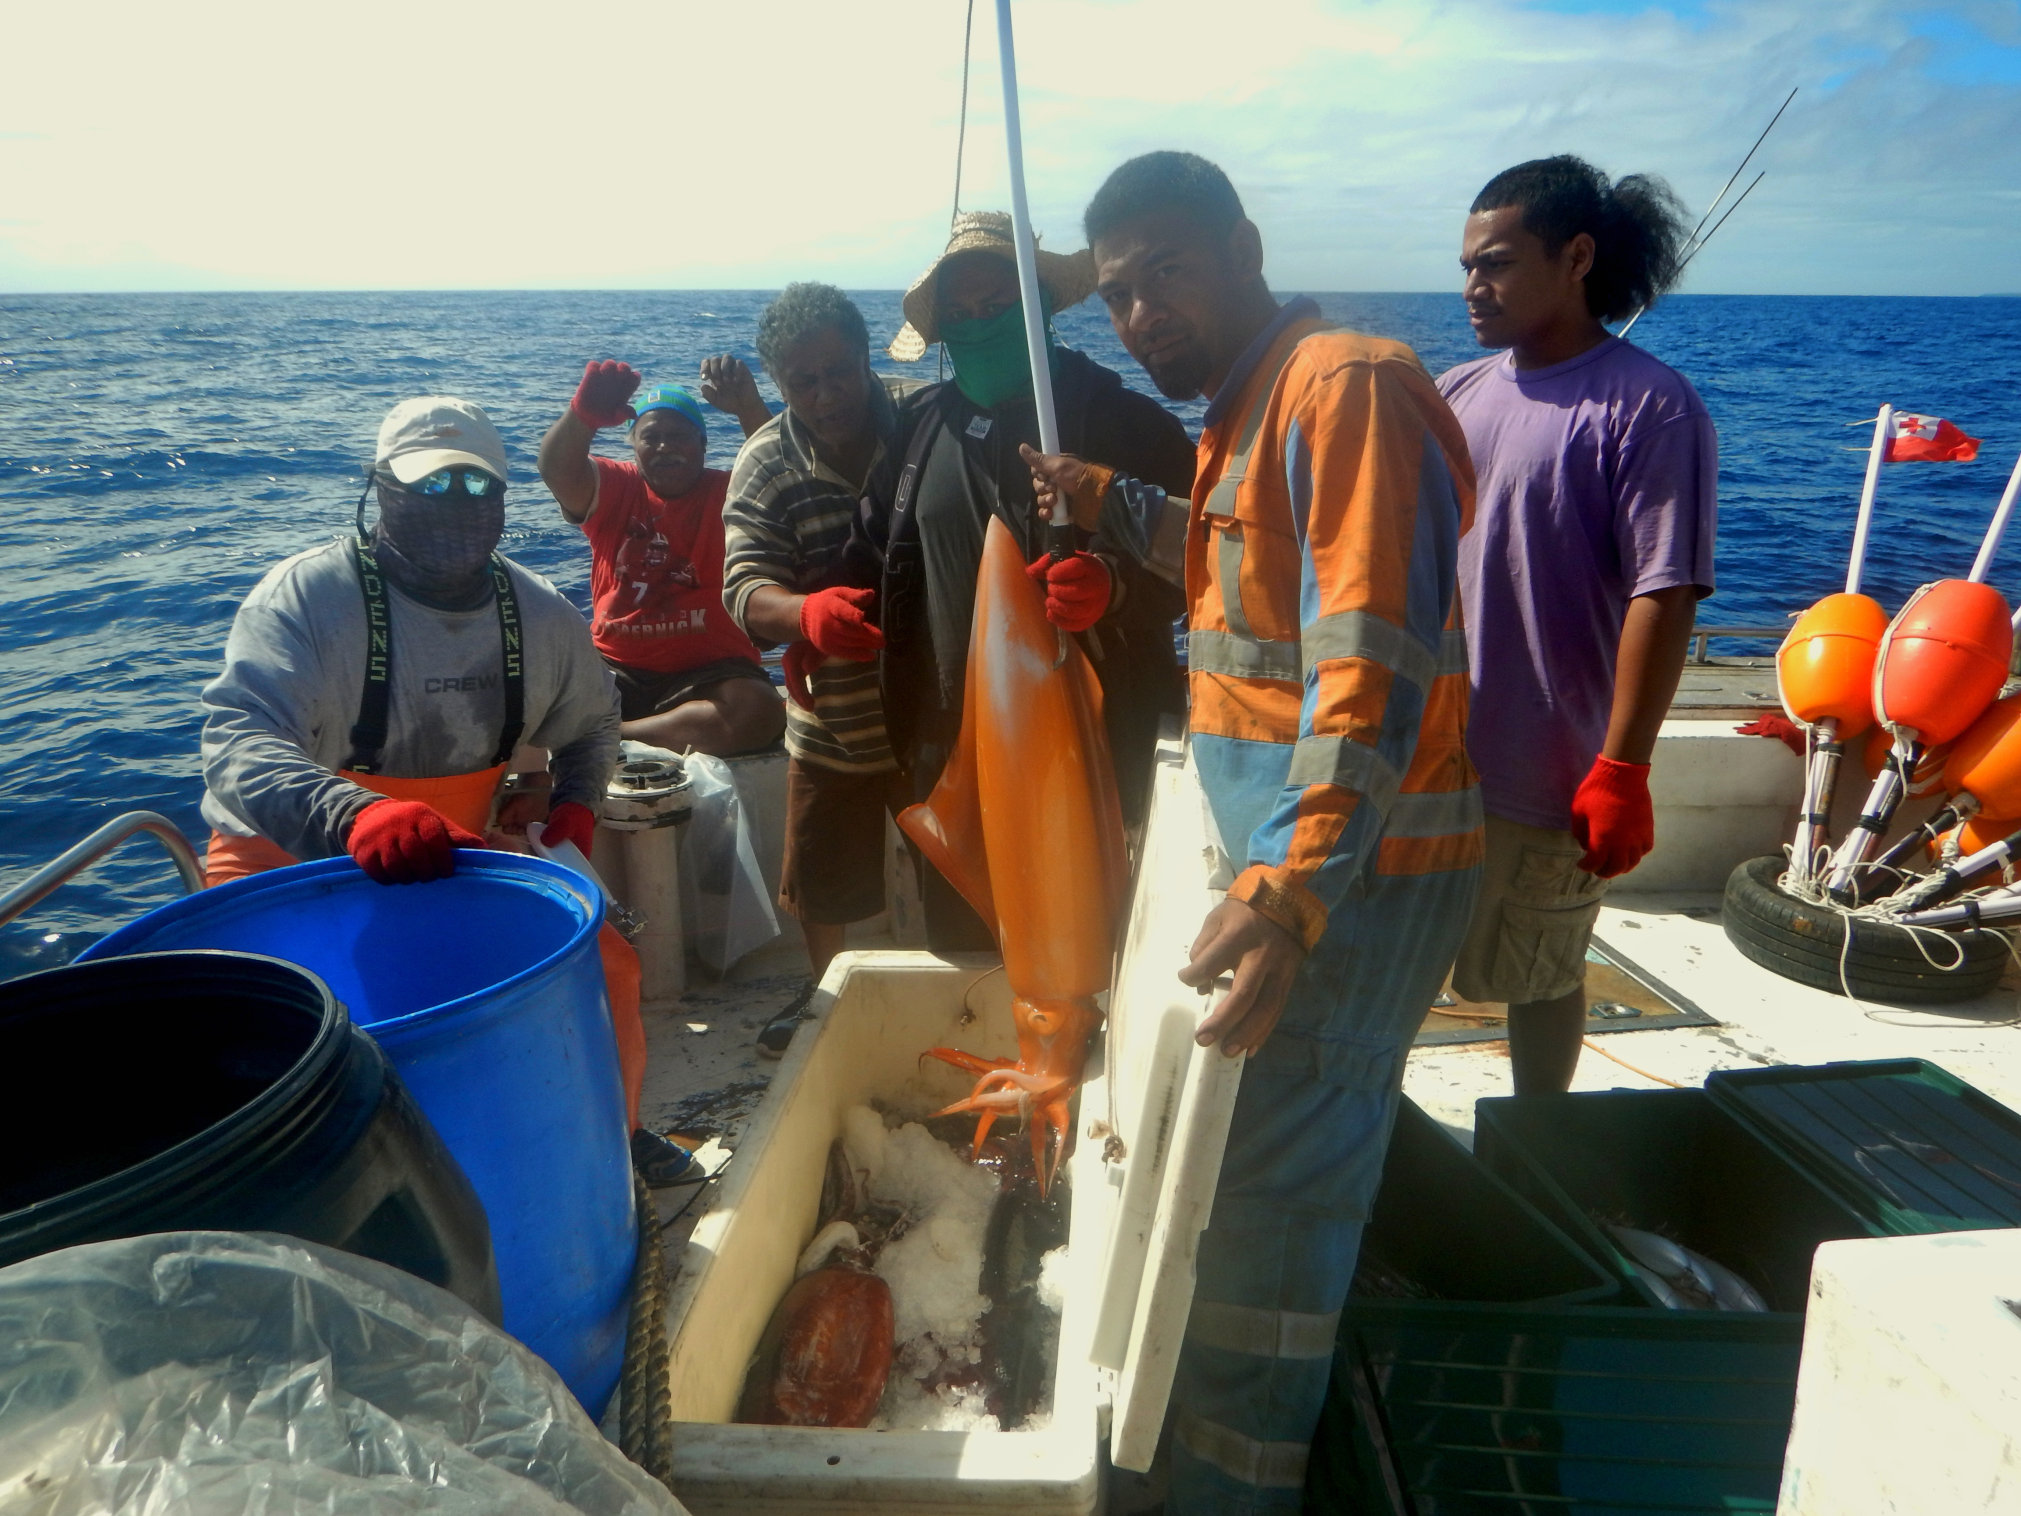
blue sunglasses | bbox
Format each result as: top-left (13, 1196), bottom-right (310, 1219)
top-left (389, 467), bottom-right (504, 498)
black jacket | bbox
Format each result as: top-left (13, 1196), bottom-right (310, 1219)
top-left (869, 348), bottom-right (1195, 822)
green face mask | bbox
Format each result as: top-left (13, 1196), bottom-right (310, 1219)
top-left (941, 296), bottom-right (1055, 412)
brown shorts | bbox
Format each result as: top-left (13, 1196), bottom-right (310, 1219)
top-left (1450, 814), bottom-right (1610, 1005)
top-left (608, 656), bottom-right (771, 723)
top-left (779, 756), bottom-right (909, 926)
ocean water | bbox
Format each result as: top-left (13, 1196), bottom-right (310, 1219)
top-left (3, 290), bottom-right (2018, 974)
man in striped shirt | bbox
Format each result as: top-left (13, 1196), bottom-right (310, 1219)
top-left (722, 284), bottom-right (915, 1006)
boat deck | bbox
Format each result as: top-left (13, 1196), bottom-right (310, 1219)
top-left (634, 655), bottom-right (2018, 1259)
top-left (1405, 888), bottom-right (2021, 1146)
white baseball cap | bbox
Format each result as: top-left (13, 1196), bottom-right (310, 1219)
top-left (373, 396), bottom-right (509, 485)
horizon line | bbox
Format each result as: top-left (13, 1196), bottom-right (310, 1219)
top-left (4, 286), bottom-right (2019, 301)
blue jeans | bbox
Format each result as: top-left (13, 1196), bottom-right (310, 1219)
top-left (1168, 860), bottom-right (1481, 1515)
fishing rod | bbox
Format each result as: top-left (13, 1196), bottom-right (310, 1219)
top-left (1686, 87), bottom-right (1796, 249)
top-left (993, 0), bottom-right (1071, 560)
top-left (1617, 87), bottom-right (1794, 338)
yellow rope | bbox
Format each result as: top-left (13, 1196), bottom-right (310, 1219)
top-left (1581, 1037), bottom-right (1684, 1088)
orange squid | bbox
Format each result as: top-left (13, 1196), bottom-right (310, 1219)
top-left (900, 517), bottom-right (1130, 1193)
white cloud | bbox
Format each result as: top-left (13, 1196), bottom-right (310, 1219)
top-left (0, 0), bottom-right (2014, 293)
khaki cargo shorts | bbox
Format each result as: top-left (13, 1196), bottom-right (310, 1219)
top-left (1450, 814), bottom-right (1610, 1006)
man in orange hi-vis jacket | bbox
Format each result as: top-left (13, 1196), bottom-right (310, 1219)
top-left (1024, 152), bottom-right (1482, 1513)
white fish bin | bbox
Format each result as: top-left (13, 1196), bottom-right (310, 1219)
top-left (660, 731), bottom-right (1241, 1514)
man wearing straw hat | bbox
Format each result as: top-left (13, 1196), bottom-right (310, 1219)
top-left (877, 211), bottom-right (1194, 948)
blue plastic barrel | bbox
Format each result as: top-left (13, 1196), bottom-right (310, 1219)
top-left (81, 852), bottom-right (634, 1417)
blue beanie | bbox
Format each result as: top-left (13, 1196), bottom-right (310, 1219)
top-left (631, 384), bottom-right (707, 438)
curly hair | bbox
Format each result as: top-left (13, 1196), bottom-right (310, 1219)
top-left (754, 283), bottom-right (870, 377)
top-left (1471, 155), bottom-right (1691, 323)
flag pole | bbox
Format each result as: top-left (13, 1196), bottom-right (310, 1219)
top-left (993, 0), bottom-right (1071, 558)
top-left (1845, 405), bottom-right (1892, 594)
top-left (1969, 451), bottom-right (2021, 585)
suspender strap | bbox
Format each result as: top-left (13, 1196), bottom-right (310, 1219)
top-left (347, 537), bottom-right (395, 773)
top-left (344, 537), bottom-right (524, 773)
top-left (489, 554), bottom-right (525, 766)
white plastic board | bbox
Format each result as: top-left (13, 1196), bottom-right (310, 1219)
top-left (1094, 728), bottom-right (1246, 1473)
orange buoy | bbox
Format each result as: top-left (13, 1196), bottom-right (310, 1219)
top-left (1943, 693), bottom-right (2021, 819)
top-left (1778, 592), bottom-right (1889, 734)
top-left (1873, 579), bottom-right (2013, 746)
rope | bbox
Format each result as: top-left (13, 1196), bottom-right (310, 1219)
top-left (950, 0), bottom-right (975, 228)
top-left (619, 1169), bottom-right (676, 1489)
top-left (1581, 1037), bottom-right (1684, 1088)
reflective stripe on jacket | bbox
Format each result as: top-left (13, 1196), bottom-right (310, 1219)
top-left (1189, 317), bottom-right (1482, 950)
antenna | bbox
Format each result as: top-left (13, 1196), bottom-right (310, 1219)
top-left (1617, 88), bottom-right (1795, 338)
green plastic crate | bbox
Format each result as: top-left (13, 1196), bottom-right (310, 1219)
top-left (1706, 1059), bottom-right (2021, 1236)
top-left (1307, 1301), bottom-right (1799, 1515)
top-left (1473, 1088), bottom-right (1879, 1313)
top-left (1357, 1097), bottom-right (1619, 1308)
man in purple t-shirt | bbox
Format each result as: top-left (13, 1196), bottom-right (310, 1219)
top-left (1439, 155), bottom-right (1717, 1094)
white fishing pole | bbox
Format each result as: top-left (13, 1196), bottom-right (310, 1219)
top-left (995, 0), bottom-right (1063, 489)
top-left (1969, 450), bottom-right (2021, 584)
top-left (1818, 405), bottom-right (1902, 898)
top-left (1846, 405), bottom-right (1893, 594)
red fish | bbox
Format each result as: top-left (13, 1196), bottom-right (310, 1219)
top-left (737, 1266), bottom-right (895, 1428)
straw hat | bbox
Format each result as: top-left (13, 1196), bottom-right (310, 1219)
top-left (888, 210), bottom-right (1097, 361)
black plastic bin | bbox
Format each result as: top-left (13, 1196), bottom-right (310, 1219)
top-left (1308, 1301), bottom-right (1798, 1515)
top-left (1705, 1059), bottom-right (2021, 1236)
top-left (1354, 1096), bottom-right (1619, 1307)
top-left (1474, 1087), bottom-right (1879, 1313)
top-left (0, 951), bottom-right (499, 1318)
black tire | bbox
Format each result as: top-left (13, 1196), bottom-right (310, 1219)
top-left (1721, 855), bottom-right (2012, 1003)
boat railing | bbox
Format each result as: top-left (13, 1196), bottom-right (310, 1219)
top-left (0, 811), bottom-right (204, 931)
top-left (1686, 625), bottom-right (1787, 664)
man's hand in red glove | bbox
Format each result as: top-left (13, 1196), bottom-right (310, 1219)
top-left (1735, 713), bottom-right (1806, 756)
top-left (1025, 552), bottom-right (1111, 633)
top-left (571, 360), bottom-right (642, 429)
top-left (799, 586), bottom-right (883, 660)
top-left (347, 799), bottom-right (485, 885)
top-left (540, 800), bottom-right (597, 858)
top-left (781, 642), bottom-right (821, 711)
top-left (1569, 756), bottom-right (1655, 878)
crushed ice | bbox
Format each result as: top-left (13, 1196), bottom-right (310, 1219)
top-left (839, 1105), bottom-right (1066, 1433)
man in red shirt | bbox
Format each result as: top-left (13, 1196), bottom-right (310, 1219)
top-left (539, 367), bottom-right (785, 754)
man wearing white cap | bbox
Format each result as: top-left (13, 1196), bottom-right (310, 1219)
top-left (198, 397), bottom-right (703, 1182)
top-left (200, 395), bottom-right (622, 890)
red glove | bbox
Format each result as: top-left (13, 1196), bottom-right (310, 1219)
top-left (1569, 756), bottom-right (1655, 879)
top-left (571, 360), bottom-right (641, 429)
top-left (347, 800), bottom-right (485, 885)
top-left (541, 800), bottom-right (596, 858)
top-left (1736, 714), bottom-right (1805, 756)
top-left (781, 641), bottom-right (822, 711)
top-left (798, 586), bottom-right (883, 659)
top-left (1025, 552), bottom-right (1111, 633)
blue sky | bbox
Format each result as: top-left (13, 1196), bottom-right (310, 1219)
top-left (1, 0), bottom-right (2015, 294)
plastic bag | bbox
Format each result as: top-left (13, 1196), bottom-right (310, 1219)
top-left (0, 1231), bottom-right (686, 1516)
top-left (673, 750), bottom-right (779, 973)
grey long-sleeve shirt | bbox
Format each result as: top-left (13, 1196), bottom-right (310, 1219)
top-left (201, 539), bottom-right (620, 859)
